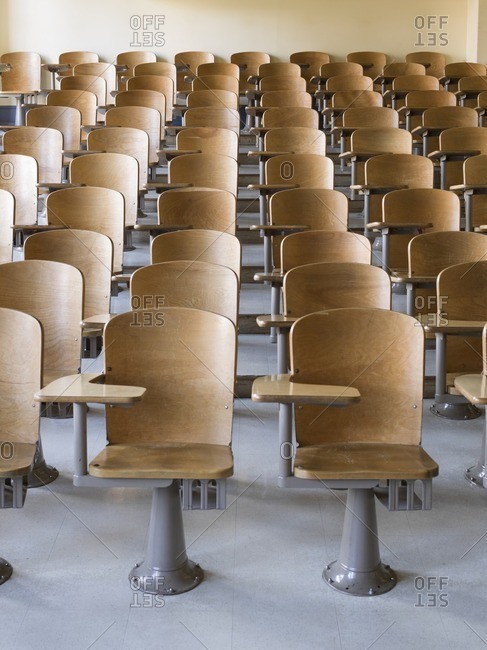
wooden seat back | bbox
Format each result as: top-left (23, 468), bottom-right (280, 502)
top-left (186, 89), bottom-right (239, 110)
top-left (290, 308), bottom-right (423, 446)
top-left (104, 307), bottom-right (235, 446)
top-left (0, 260), bottom-right (83, 386)
top-left (116, 51), bottom-right (156, 89)
top-left (457, 75), bottom-right (487, 107)
top-left (183, 106), bottom-right (241, 134)
top-left (265, 153), bottom-right (334, 188)
top-left (405, 51), bottom-right (446, 78)
top-left (133, 62), bottom-right (177, 102)
top-left (87, 126), bottom-right (150, 187)
top-left (261, 107), bottom-right (319, 129)
top-left (289, 51), bottom-right (331, 90)
top-left (330, 90), bottom-right (382, 109)
top-left (392, 75), bottom-right (439, 92)
top-left (3, 126), bottom-right (62, 184)
top-left (259, 76), bottom-right (306, 92)
top-left (26, 105), bottom-right (81, 151)
top-left (438, 126), bottom-right (487, 186)
top-left (105, 105), bottom-right (160, 164)
top-left (24, 229), bottom-right (112, 319)
top-left (0, 189), bottom-right (14, 263)
top-left (131, 260), bottom-right (239, 325)
top-left (58, 51), bottom-right (98, 78)
top-left (281, 231), bottom-right (371, 273)
top-left (175, 127), bottom-right (239, 159)
top-left (284, 262), bottom-right (391, 317)
top-left (342, 107), bottom-right (399, 129)
top-left (157, 187), bottom-right (236, 234)
top-left (346, 51), bottom-right (387, 81)
top-left (175, 51), bottom-right (214, 92)
top-left (127, 75), bottom-right (174, 122)
top-left (260, 90), bottom-right (312, 108)
top-left (151, 229), bottom-right (241, 282)
top-left (46, 89), bottom-right (97, 127)
top-left (168, 153), bottom-right (238, 196)
top-left (263, 127), bottom-right (326, 155)
top-left (318, 62), bottom-right (363, 80)
top-left (115, 90), bottom-right (165, 138)
top-left (0, 154), bottom-right (37, 226)
top-left (46, 186), bottom-right (124, 274)
top-left (408, 231), bottom-right (487, 277)
top-left (326, 75), bottom-right (373, 92)
top-left (0, 52), bottom-right (41, 93)
top-left (73, 62), bottom-right (116, 104)
top-left (196, 62), bottom-right (240, 79)
top-left (460, 154), bottom-right (487, 227)
top-left (230, 51), bottom-right (270, 92)
top-left (405, 90), bottom-right (456, 108)
top-left (257, 62), bottom-right (301, 78)
top-left (191, 75), bottom-right (240, 94)
top-left (70, 152), bottom-right (139, 228)
top-left (60, 75), bottom-right (106, 106)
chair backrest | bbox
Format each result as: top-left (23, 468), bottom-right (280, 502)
top-left (73, 62), bottom-right (116, 103)
top-left (259, 76), bottom-right (307, 92)
top-left (392, 75), bottom-right (439, 91)
top-left (104, 307), bottom-right (235, 445)
top-left (457, 75), bottom-right (487, 93)
top-left (408, 231), bottom-right (487, 276)
top-left (0, 260), bottom-right (83, 386)
top-left (24, 229), bottom-right (113, 319)
top-left (105, 105), bottom-right (161, 164)
top-left (342, 107), bottom-right (399, 129)
top-left (0, 153), bottom-right (37, 226)
top-left (290, 308), bottom-right (423, 446)
top-left (265, 153), bottom-right (334, 188)
top-left (319, 62), bottom-right (363, 79)
top-left (330, 90), bottom-right (382, 109)
top-left (383, 188), bottom-right (460, 231)
top-left (346, 51), bottom-right (387, 80)
top-left (175, 126), bottom-right (239, 159)
top-left (131, 260), bottom-right (239, 325)
top-left (462, 154), bottom-right (487, 228)
top-left (422, 105), bottom-right (479, 129)
top-left (168, 153), bottom-right (238, 196)
top-left (365, 153), bottom-right (434, 187)
top-left (150, 229), bottom-right (241, 281)
top-left (133, 61), bottom-right (177, 101)
top-left (46, 89), bottom-right (97, 126)
top-left (116, 50), bottom-right (156, 78)
top-left (183, 106), bottom-right (241, 134)
top-left (281, 231), bottom-right (371, 272)
top-left (87, 125), bottom-right (150, 187)
top-left (283, 262), bottom-right (391, 317)
top-left (192, 75), bottom-right (240, 94)
top-left (405, 90), bottom-right (456, 108)
top-left (0, 189), bottom-right (14, 263)
top-left (3, 126), bottom-right (62, 184)
top-left (157, 187), bottom-right (236, 234)
top-left (439, 126), bottom-right (487, 186)
top-left (261, 107), bottom-right (319, 129)
top-left (231, 51), bottom-right (270, 92)
top-left (257, 62), bottom-right (301, 78)
top-left (445, 62), bottom-right (487, 79)
top-left (289, 51), bottom-right (331, 90)
top-left (270, 188), bottom-right (348, 231)
top-left (263, 127), bottom-right (326, 155)
top-left (196, 62), bottom-right (240, 79)
top-left (0, 52), bottom-right (41, 92)
top-left (127, 74), bottom-right (174, 121)
top-left (382, 62), bottom-right (426, 77)
top-left (59, 51), bottom-right (99, 69)
top-left (186, 89), bottom-right (239, 110)
top-left (260, 90), bottom-right (312, 108)
top-left (0, 307), bottom-right (41, 445)
top-left (326, 75), bottom-right (373, 92)
top-left (59, 74), bottom-right (107, 106)
top-left (405, 51), bottom-right (446, 78)
top-left (69, 152), bottom-right (138, 228)
top-left (46, 186), bottom-right (124, 273)
top-left (26, 105), bottom-right (81, 151)
top-left (175, 51), bottom-right (214, 91)
top-left (115, 89), bottom-right (165, 138)
top-left (348, 126), bottom-right (412, 153)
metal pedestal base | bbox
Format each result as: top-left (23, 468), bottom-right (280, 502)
top-left (0, 558), bottom-right (13, 584)
top-left (323, 488), bottom-right (397, 597)
top-left (430, 401), bottom-right (481, 420)
top-left (27, 439), bottom-right (59, 488)
top-left (129, 481), bottom-right (203, 595)
top-left (465, 462), bottom-right (486, 487)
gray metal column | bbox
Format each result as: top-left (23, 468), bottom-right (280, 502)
top-left (465, 411), bottom-right (487, 488)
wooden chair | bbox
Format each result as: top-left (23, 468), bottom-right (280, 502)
top-left (0, 52), bottom-right (41, 125)
top-left (159, 126), bottom-right (239, 161)
top-left (356, 152), bottom-right (434, 230)
top-left (346, 51), bottom-right (387, 82)
top-left (182, 106), bottom-right (242, 134)
top-left (191, 75), bottom-right (240, 95)
top-left (116, 51), bottom-right (156, 89)
top-left (196, 62), bottom-right (239, 79)
top-left (162, 153), bottom-right (239, 196)
top-left (186, 89), bottom-right (239, 111)
top-left (442, 62), bottom-right (487, 92)
top-left (255, 62), bottom-right (301, 82)
top-left (0, 154), bottom-right (37, 226)
top-left (405, 51), bottom-right (446, 79)
top-left (376, 188), bottom-right (460, 273)
top-left (46, 186), bottom-right (125, 274)
top-left (333, 107), bottom-right (399, 165)
top-left (429, 126), bottom-right (487, 189)
top-left (46, 89), bottom-right (97, 132)
top-left (105, 105), bottom-right (161, 166)
top-left (73, 62), bottom-right (116, 104)
top-left (58, 51), bottom-right (99, 78)
top-left (175, 51), bottom-right (214, 92)
top-left (399, 90), bottom-right (457, 135)
top-left (3, 126), bottom-right (62, 186)
top-left (312, 61), bottom-right (363, 90)
top-left (450, 154), bottom-right (487, 230)
top-left (326, 90), bottom-right (383, 148)
top-left (318, 76), bottom-right (375, 124)
top-left (456, 76), bottom-right (487, 108)
top-left (0, 189), bottom-right (14, 263)
top-left (247, 90), bottom-right (312, 127)
top-left (151, 229), bottom-right (241, 282)
top-left (0, 307), bottom-right (42, 583)
top-left (289, 52), bottom-right (330, 91)
top-left (26, 105), bottom-right (81, 152)
top-left (131, 260), bottom-right (239, 325)
top-left (133, 62), bottom-right (177, 103)
top-left (36, 306), bottom-right (236, 596)
top-left (127, 75), bottom-right (175, 122)
top-left (252, 307), bottom-right (437, 596)
top-left (257, 106), bottom-right (319, 131)
top-left (376, 62), bottom-right (426, 94)
top-left (259, 76), bottom-right (306, 92)
top-left (59, 75), bottom-right (107, 108)
top-left (0, 259), bottom-right (83, 483)
top-left (413, 106), bottom-right (480, 156)
top-left (384, 74), bottom-right (440, 111)
top-left (230, 51), bottom-right (270, 93)
top-left (115, 90), bottom-right (165, 140)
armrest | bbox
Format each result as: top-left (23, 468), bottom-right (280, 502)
top-left (419, 315), bottom-right (486, 334)
top-left (454, 374), bottom-right (487, 404)
top-left (248, 183), bottom-right (300, 193)
top-left (254, 270), bottom-right (283, 283)
top-left (256, 315), bottom-right (296, 329)
top-left (428, 150), bottom-right (481, 160)
top-left (249, 224), bottom-right (309, 233)
top-left (390, 274), bottom-right (436, 285)
top-left (81, 314), bottom-right (114, 329)
top-left (247, 150), bottom-right (293, 159)
top-left (449, 184), bottom-right (487, 193)
top-left (133, 224), bottom-right (193, 233)
top-left (62, 150), bottom-right (105, 157)
top-left (157, 149), bottom-right (201, 161)
top-left (251, 374), bottom-right (361, 405)
top-left (366, 221), bottom-right (433, 231)
top-left (351, 184), bottom-right (408, 194)
top-left (35, 373), bottom-right (146, 404)
top-left (145, 182), bottom-right (193, 193)
top-left (37, 182), bottom-right (84, 190)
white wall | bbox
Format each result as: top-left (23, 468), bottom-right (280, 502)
top-left (0, 0), bottom-right (478, 64)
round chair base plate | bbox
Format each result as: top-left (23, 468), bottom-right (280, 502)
top-left (129, 559), bottom-right (203, 595)
top-left (465, 463), bottom-right (487, 488)
top-left (430, 402), bottom-right (481, 420)
top-left (27, 463), bottom-right (59, 488)
top-left (0, 558), bottom-right (13, 585)
top-left (323, 561), bottom-right (397, 597)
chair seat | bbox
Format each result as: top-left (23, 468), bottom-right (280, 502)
top-left (294, 443), bottom-right (438, 480)
top-left (89, 442), bottom-right (233, 479)
top-left (0, 442), bottom-right (36, 477)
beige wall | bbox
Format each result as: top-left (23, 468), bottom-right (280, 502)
top-left (0, 0), bottom-right (481, 64)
